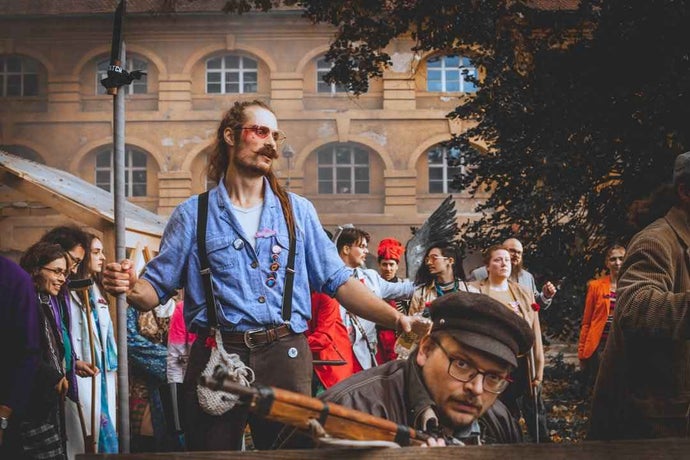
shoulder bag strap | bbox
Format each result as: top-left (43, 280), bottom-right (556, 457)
top-left (196, 191), bottom-right (219, 329)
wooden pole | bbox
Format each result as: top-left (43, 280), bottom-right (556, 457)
top-left (82, 289), bottom-right (98, 454)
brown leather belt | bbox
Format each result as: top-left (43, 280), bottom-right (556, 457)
top-left (201, 324), bottom-right (293, 349)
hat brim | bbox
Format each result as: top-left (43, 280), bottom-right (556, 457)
top-left (446, 330), bottom-right (518, 368)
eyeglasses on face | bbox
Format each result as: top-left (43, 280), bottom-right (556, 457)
top-left (242, 125), bottom-right (287, 147)
top-left (66, 251), bottom-right (83, 268)
top-left (41, 266), bottom-right (68, 278)
top-left (431, 336), bottom-right (511, 394)
top-left (425, 254), bottom-right (449, 264)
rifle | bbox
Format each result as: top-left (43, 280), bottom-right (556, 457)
top-left (199, 367), bottom-right (430, 447)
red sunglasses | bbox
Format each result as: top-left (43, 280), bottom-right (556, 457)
top-left (241, 125), bottom-right (287, 146)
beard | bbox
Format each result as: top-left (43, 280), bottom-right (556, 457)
top-left (233, 145), bottom-right (278, 177)
top-left (511, 261), bottom-right (523, 277)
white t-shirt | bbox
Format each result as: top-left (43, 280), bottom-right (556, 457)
top-left (231, 202), bottom-right (263, 249)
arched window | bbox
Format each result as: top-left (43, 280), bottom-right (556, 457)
top-left (317, 144), bottom-right (370, 194)
top-left (95, 145), bottom-right (148, 197)
top-left (206, 55), bottom-right (257, 94)
top-left (0, 55), bottom-right (39, 97)
top-left (427, 55), bottom-right (477, 93)
top-left (96, 57), bottom-right (148, 95)
top-left (427, 145), bottom-right (465, 193)
top-left (316, 57), bottom-right (347, 94)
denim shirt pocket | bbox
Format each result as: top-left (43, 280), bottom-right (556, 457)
top-left (273, 230), bottom-right (304, 265)
top-left (205, 236), bottom-right (238, 270)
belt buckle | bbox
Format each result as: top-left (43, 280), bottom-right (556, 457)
top-left (243, 328), bottom-right (264, 349)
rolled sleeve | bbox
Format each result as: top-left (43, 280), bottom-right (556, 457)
top-left (142, 199), bottom-right (196, 304)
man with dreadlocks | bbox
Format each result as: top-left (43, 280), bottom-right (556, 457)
top-left (103, 100), bottom-right (430, 452)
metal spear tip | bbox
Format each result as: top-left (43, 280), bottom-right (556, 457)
top-left (129, 70), bottom-right (147, 80)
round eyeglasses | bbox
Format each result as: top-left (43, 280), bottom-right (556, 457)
top-left (241, 125), bottom-right (287, 147)
top-left (431, 336), bottom-right (511, 394)
top-left (425, 254), bottom-right (449, 264)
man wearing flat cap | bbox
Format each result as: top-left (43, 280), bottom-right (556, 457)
top-left (589, 151), bottom-right (690, 440)
top-left (320, 291), bottom-right (534, 445)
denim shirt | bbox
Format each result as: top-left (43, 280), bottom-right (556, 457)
top-left (142, 178), bottom-right (351, 333)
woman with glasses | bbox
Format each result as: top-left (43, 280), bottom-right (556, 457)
top-left (18, 241), bottom-right (71, 459)
top-left (65, 234), bottom-right (118, 454)
top-left (469, 244), bottom-right (545, 442)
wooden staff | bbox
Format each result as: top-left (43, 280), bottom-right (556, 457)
top-left (70, 277), bottom-right (98, 453)
top-left (200, 367), bottom-right (430, 447)
top-left (529, 347), bottom-right (540, 444)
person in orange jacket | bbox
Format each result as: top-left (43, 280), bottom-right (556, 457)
top-left (577, 243), bottom-right (626, 390)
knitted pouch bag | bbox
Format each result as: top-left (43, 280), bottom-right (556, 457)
top-left (196, 329), bottom-right (255, 416)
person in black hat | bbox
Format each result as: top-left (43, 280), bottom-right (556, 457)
top-left (318, 291), bottom-right (534, 445)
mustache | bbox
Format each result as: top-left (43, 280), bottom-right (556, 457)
top-left (258, 145), bottom-right (278, 159)
top-left (450, 396), bottom-right (480, 410)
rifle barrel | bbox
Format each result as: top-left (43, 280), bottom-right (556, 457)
top-left (199, 373), bottom-right (428, 446)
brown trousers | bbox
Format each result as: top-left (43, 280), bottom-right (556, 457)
top-left (182, 332), bottom-right (312, 451)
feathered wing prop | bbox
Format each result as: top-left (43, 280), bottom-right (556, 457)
top-left (405, 195), bottom-right (459, 281)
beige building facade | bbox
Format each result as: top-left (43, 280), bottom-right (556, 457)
top-left (0, 3), bottom-right (486, 270)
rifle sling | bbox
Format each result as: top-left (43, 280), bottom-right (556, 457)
top-left (254, 385), bottom-right (275, 417)
top-left (318, 402), bottom-right (330, 426)
top-left (394, 424), bottom-right (411, 447)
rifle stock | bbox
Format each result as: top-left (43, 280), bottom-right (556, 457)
top-left (199, 369), bottom-right (429, 447)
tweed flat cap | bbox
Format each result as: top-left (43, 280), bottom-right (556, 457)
top-left (429, 291), bottom-right (535, 367)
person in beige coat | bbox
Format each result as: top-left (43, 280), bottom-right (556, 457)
top-left (589, 152), bottom-right (690, 440)
top-left (470, 244), bottom-right (546, 442)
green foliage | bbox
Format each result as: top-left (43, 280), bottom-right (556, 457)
top-left (214, 0), bottom-right (690, 335)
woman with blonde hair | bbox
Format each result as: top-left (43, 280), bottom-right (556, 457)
top-left (470, 244), bottom-right (546, 442)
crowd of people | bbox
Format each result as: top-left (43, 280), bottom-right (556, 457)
top-left (1, 99), bottom-right (689, 457)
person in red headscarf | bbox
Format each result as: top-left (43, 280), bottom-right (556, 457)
top-left (375, 238), bottom-right (410, 364)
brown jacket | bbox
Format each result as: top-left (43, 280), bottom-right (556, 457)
top-left (320, 352), bottom-right (523, 445)
top-left (589, 206), bottom-right (690, 440)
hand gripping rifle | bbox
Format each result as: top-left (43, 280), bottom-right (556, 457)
top-left (199, 366), bottom-right (430, 447)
